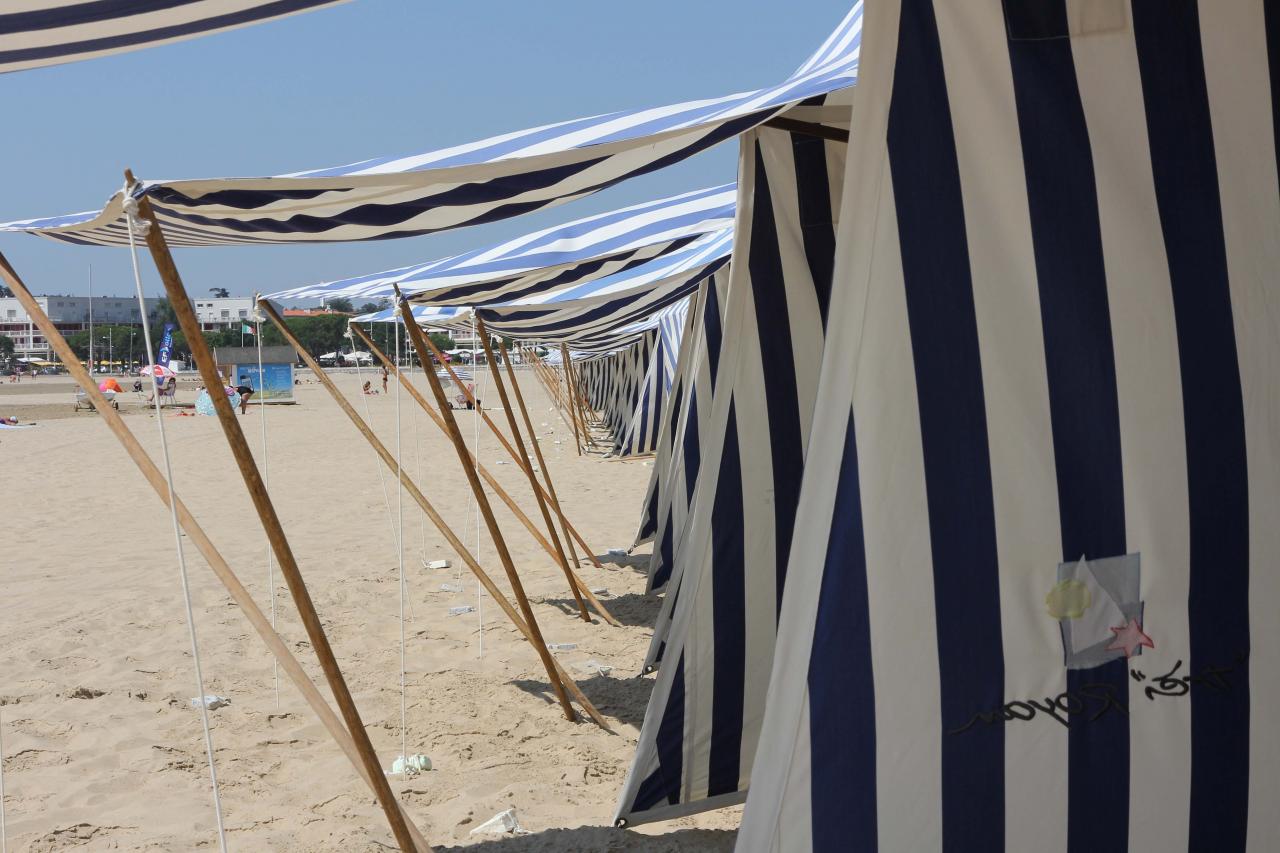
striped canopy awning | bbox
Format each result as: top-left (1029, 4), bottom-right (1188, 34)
top-left (0, 1), bottom-right (348, 74)
top-left (265, 183), bottom-right (734, 304)
top-left (474, 265), bottom-right (714, 344)
top-left (1, 3), bottom-right (859, 246)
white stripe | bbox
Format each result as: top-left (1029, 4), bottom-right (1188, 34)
top-left (1199, 4), bottom-right (1280, 848)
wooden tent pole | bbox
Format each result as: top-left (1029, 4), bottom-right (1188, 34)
top-left (475, 320), bottom-right (592, 622)
top-left (396, 294), bottom-right (580, 723)
top-left (497, 339), bottom-right (582, 574)
top-left (127, 182), bottom-right (418, 853)
top-left (560, 344), bottom-right (588, 455)
top-left (527, 345), bottom-right (573, 432)
top-left (262, 303), bottom-right (612, 729)
top-left (414, 327), bottom-right (605, 569)
top-left (0, 251), bottom-right (432, 853)
top-left (347, 324), bottom-right (564, 568)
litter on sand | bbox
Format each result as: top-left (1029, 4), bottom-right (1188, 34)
top-left (547, 642), bottom-right (577, 651)
top-left (389, 754), bottom-right (432, 775)
top-left (579, 660), bottom-right (613, 676)
top-left (591, 587), bottom-right (609, 596)
top-left (424, 559), bottom-right (451, 570)
top-left (190, 695), bottom-right (230, 710)
top-left (607, 548), bottom-right (627, 557)
top-left (470, 808), bottom-right (530, 836)
top-left (448, 605), bottom-right (476, 616)
top-left (440, 582), bottom-right (461, 593)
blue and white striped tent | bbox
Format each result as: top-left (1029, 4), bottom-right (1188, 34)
top-left (0, 0), bottom-right (347, 74)
top-left (1, 5), bottom-right (861, 247)
top-left (740, 1), bottom-right (1280, 851)
top-left (266, 184), bottom-right (734, 305)
top-left (616, 94), bottom-right (849, 825)
top-left (634, 270), bottom-right (729, 593)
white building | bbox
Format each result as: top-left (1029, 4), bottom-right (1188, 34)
top-left (192, 297), bottom-right (256, 331)
top-left (0, 295), bottom-right (161, 361)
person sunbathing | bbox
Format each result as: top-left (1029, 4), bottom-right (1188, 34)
top-left (362, 380), bottom-right (378, 395)
top-left (1, 416), bottom-right (18, 425)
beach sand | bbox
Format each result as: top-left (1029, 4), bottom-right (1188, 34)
top-left (0, 369), bottom-right (738, 851)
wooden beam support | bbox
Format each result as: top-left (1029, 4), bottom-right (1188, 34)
top-left (414, 325), bottom-right (605, 569)
top-left (128, 176), bottom-right (419, 853)
top-left (263, 302), bottom-right (612, 730)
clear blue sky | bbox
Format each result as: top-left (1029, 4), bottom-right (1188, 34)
top-left (0, 0), bottom-right (852, 303)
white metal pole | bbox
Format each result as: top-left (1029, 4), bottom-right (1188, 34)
top-left (87, 265), bottom-right (93, 374)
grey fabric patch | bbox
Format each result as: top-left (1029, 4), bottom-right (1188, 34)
top-left (1056, 552), bottom-right (1142, 670)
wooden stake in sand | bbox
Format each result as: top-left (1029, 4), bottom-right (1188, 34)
top-left (263, 302), bottom-right (611, 730)
top-left (475, 318), bottom-right (589, 622)
top-left (126, 179), bottom-right (419, 853)
top-left (559, 345), bottom-right (585, 455)
top-left (350, 325), bottom-right (618, 627)
top-left (397, 294), bottom-right (585, 721)
top-left (496, 339), bottom-right (583, 568)
top-left (349, 325), bottom-right (565, 576)
top-left (0, 250), bottom-right (433, 853)
top-left (414, 329), bottom-right (606, 570)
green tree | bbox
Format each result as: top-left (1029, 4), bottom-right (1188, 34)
top-left (326, 297), bottom-right (354, 314)
top-left (0, 333), bottom-right (14, 366)
top-left (209, 287), bottom-right (230, 298)
top-left (356, 302), bottom-right (382, 315)
top-left (260, 314), bottom-right (351, 358)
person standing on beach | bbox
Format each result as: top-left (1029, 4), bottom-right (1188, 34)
top-left (235, 374), bottom-right (255, 415)
top-left (381, 365), bottom-right (389, 393)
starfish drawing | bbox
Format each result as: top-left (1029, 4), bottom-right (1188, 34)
top-left (1106, 617), bottom-right (1155, 658)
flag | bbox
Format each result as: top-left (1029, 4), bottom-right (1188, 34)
top-left (156, 324), bottom-right (174, 367)
top-left (242, 324), bottom-right (255, 336)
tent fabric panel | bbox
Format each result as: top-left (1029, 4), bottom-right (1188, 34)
top-left (739, 1), bottom-right (1280, 850)
top-left (616, 121), bottom-right (844, 826)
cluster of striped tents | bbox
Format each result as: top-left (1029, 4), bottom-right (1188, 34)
top-left (13, 0), bottom-right (1272, 849)
top-left (0, 0), bottom-right (347, 74)
top-left (614, 95), bottom-right (850, 825)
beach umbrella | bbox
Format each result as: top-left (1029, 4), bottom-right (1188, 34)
top-left (99, 378), bottom-right (122, 393)
top-left (140, 364), bottom-right (176, 379)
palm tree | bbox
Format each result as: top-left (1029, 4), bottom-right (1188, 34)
top-left (209, 287), bottom-right (230, 298)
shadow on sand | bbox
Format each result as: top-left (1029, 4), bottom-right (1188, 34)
top-left (541, 591), bottom-right (662, 628)
top-left (438, 824), bottom-right (736, 852)
top-left (509, 671), bottom-right (657, 730)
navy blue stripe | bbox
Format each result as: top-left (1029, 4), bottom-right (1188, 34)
top-left (790, 134), bottom-right (838, 328)
top-left (0, 0), bottom-right (337, 67)
top-left (1005, 5), bottom-right (1129, 850)
top-left (653, 512), bottom-right (676, 592)
top-left (703, 279), bottom-right (724, 388)
top-left (809, 409), bottom-right (877, 849)
top-left (747, 139), bottom-right (809, 612)
top-left (706, 400), bottom-right (746, 797)
top-left (631, 654), bottom-right (687, 813)
top-left (888, 0), bottom-right (1004, 848)
top-left (1132, 3), bottom-right (1251, 848)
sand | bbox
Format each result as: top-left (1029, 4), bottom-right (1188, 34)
top-left (0, 369), bottom-right (739, 851)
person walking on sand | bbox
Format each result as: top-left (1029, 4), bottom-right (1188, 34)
top-left (235, 374), bottom-right (255, 415)
top-left (381, 364), bottom-right (389, 394)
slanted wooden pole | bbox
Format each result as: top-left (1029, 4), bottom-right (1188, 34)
top-left (414, 326), bottom-right (605, 569)
top-left (475, 320), bottom-right (590, 621)
top-left (397, 295), bottom-right (582, 723)
top-left (127, 178), bottom-right (419, 853)
top-left (498, 339), bottom-right (581, 573)
top-left (560, 344), bottom-right (587, 454)
top-left (526, 344), bottom-right (574, 433)
top-left (348, 324), bottom-right (565, 576)
top-left (0, 251), bottom-right (433, 853)
top-left (265, 305), bottom-right (611, 730)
